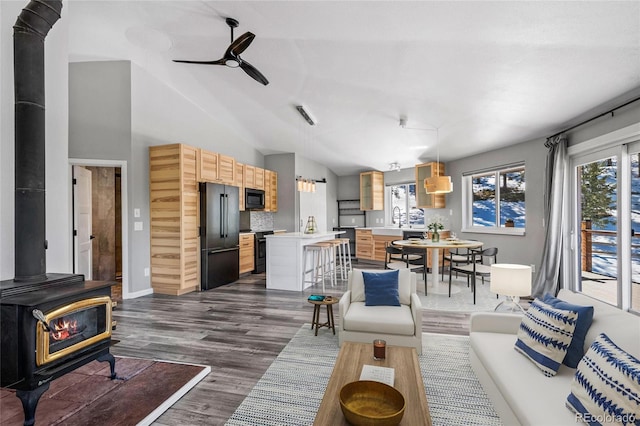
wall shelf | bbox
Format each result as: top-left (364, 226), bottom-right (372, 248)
top-left (338, 199), bottom-right (365, 227)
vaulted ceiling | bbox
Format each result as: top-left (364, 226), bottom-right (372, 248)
top-left (67, 1), bottom-right (640, 176)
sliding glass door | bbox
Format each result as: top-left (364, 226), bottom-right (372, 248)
top-left (570, 140), bottom-right (640, 312)
top-left (630, 144), bottom-right (640, 311)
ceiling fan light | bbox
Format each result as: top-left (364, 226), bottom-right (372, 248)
top-left (225, 58), bottom-right (240, 68)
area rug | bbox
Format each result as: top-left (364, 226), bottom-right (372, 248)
top-left (418, 276), bottom-right (502, 313)
top-left (0, 356), bottom-right (210, 426)
top-left (225, 326), bottom-right (501, 426)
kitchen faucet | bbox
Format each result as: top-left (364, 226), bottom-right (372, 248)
top-left (392, 206), bottom-right (402, 228)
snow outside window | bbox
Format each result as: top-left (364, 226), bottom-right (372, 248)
top-left (462, 164), bottom-right (526, 235)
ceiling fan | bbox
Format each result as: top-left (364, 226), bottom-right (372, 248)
top-left (173, 17), bottom-right (269, 86)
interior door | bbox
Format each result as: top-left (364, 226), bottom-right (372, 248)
top-left (299, 183), bottom-right (327, 232)
top-left (73, 165), bottom-right (93, 280)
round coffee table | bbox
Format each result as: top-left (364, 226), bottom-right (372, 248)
top-left (308, 296), bottom-right (339, 336)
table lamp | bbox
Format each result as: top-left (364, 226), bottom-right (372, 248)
top-left (490, 264), bottom-right (532, 313)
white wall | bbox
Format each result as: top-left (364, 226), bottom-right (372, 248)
top-left (1, 1), bottom-right (71, 280)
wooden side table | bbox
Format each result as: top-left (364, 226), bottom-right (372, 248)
top-left (308, 296), bottom-right (339, 336)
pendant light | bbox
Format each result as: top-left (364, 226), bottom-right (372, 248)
top-left (424, 128), bottom-right (453, 194)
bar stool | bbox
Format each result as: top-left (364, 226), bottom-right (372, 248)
top-left (328, 238), bottom-right (352, 280)
top-left (302, 242), bottom-right (336, 291)
top-left (325, 239), bottom-right (344, 280)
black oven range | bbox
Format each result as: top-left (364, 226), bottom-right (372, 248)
top-left (252, 231), bottom-right (273, 274)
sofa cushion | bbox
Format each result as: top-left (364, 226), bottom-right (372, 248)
top-left (566, 333), bottom-right (640, 425)
top-left (514, 298), bottom-right (578, 377)
top-left (471, 331), bottom-right (577, 424)
top-left (350, 268), bottom-right (411, 305)
top-left (363, 270), bottom-right (400, 306)
top-left (543, 293), bottom-right (594, 368)
top-left (342, 302), bottom-right (415, 335)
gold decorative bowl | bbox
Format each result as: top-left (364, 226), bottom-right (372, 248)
top-left (339, 380), bottom-right (406, 426)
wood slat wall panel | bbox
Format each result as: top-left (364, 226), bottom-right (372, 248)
top-left (150, 143), bottom-right (200, 295)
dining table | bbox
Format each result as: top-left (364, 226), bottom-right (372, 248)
top-left (392, 239), bottom-right (483, 295)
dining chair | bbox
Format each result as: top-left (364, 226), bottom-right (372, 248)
top-left (384, 242), bottom-right (405, 270)
top-left (448, 247), bottom-right (498, 304)
top-left (401, 246), bottom-right (428, 293)
top-left (441, 239), bottom-right (482, 282)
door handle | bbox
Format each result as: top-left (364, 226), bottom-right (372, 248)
top-left (89, 235), bottom-right (96, 240)
top-left (220, 194), bottom-right (225, 238)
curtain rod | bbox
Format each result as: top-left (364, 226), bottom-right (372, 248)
top-left (548, 95), bottom-right (640, 140)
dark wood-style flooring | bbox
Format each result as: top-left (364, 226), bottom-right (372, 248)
top-left (111, 270), bottom-right (471, 425)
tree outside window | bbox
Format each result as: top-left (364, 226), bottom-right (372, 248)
top-left (470, 166), bottom-right (525, 228)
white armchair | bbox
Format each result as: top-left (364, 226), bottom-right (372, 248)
top-left (338, 268), bottom-right (423, 354)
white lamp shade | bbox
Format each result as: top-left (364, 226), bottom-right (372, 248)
top-left (490, 264), bottom-right (532, 297)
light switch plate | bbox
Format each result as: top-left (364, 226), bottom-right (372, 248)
top-left (134, 221), bottom-right (143, 231)
top-left (134, 208), bottom-right (140, 218)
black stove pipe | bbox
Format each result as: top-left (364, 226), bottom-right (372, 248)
top-left (13, 0), bottom-right (62, 282)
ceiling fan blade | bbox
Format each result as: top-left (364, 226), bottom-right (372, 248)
top-left (173, 59), bottom-right (226, 65)
top-left (239, 60), bottom-right (269, 86)
top-left (226, 32), bottom-right (255, 57)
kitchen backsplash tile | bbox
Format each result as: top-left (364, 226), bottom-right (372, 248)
top-left (250, 211), bottom-right (274, 231)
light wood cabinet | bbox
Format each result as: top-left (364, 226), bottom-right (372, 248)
top-left (149, 143), bottom-right (199, 296)
top-left (264, 170), bottom-right (278, 212)
top-left (360, 171), bottom-right (384, 211)
top-left (356, 229), bottom-right (374, 260)
top-left (239, 233), bottom-right (255, 274)
top-left (236, 162), bottom-right (245, 211)
top-left (415, 162), bottom-right (446, 209)
top-left (218, 153), bottom-right (236, 185)
top-left (254, 167), bottom-right (265, 190)
top-left (373, 235), bottom-right (398, 261)
top-left (197, 149), bottom-right (218, 182)
top-left (244, 165), bottom-right (256, 189)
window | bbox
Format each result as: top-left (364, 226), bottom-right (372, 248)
top-left (570, 139), bottom-right (640, 312)
top-left (387, 184), bottom-right (424, 227)
top-left (462, 163), bottom-right (525, 234)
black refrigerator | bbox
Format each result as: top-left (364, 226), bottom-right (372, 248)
top-left (200, 182), bottom-right (240, 290)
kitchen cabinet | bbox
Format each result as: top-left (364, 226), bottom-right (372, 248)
top-left (236, 162), bottom-right (245, 211)
top-left (239, 233), bottom-right (255, 274)
top-left (244, 165), bottom-right (256, 189)
top-left (197, 149), bottom-right (218, 182)
top-left (373, 235), bottom-right (398, 261)
top-left (356, 229), bottom-right (373, 260)
top-left (149, 143), bottom-right (199, 295)
top-left (415, 162), bottom-right (446, 209)
top-left (218, 153), bottom-right (236, 185)
top-left (254, 167), bottom-right (265, 190)
top-left (360, 171), bottom-right (384, 211)
top-left (265, 170), bottom-right (278, 212)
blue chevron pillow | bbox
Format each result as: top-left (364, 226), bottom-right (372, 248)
top-left (566, 333), bottom-right (640, 426)
top-left (514, 298), bottom-right (578, 377)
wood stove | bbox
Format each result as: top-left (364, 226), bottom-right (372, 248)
top-left (0, 2), bottom-right (117, 425)
top-left (1, 275), bottom-right (117, 426)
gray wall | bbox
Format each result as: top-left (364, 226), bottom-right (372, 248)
top-left (448, 138), bottom-right (547, 267)
top-left (69, 61), bottom-right (132, 160)
top-left (265, 153), bottom-right (296, 231)
top-left (68, 61), bottom-right (266, 294)
top-left (265, 153), bottom-right (338, 232)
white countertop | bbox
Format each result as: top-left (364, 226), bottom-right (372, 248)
top-left (266, 231), bottom-right (345, 239)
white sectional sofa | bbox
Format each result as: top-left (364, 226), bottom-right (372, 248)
top-left (469, 289), bottom-right (640, 425)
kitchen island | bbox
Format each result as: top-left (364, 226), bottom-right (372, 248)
top-left (265, 231), bottom-right (345, 291)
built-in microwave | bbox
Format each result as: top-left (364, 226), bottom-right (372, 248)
top-left (245, 188), bottom-right (265, 210)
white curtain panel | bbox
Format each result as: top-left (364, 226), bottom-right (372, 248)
top-left (532, 135), bottom-right (568, 297)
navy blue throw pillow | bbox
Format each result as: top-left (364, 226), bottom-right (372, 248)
top-left (542, 293), bottom-right (594, 368)
top-left (362, 270), bottom-right (400, 306)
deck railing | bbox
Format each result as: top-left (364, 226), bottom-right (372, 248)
top-left (581, 220), bottom-right (640, 282)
